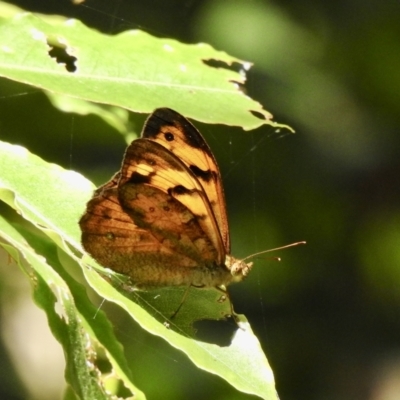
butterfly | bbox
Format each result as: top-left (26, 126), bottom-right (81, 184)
top-left (79, 108), bottom-right (253, 301)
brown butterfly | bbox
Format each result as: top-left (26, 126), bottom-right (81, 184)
top-left (79, 108), bottom-right (253, 302)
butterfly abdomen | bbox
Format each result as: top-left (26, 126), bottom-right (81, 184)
top-left (125, 262), bottom-right (236, 290)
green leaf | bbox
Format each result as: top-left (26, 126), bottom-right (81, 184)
top-left (46, 92), bottom-right (134, 138)
top-left (0, 217), bottom-right (145, 399)
top-left (0, 138), bottom-right (278, 399)
top-left (84, 265), bottom-right (277, 398)
top-left (0, 3), bottom-right (291, 131)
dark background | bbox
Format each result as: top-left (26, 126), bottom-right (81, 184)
top-left (1, 1), bottom-right (400, 399)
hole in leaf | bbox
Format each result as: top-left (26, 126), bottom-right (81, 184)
top-left (95, 355), bottom-right (112, 374)
top-left (250, 110), bottom-right (267, 120)
top-left (47, 39), bottom-right (77, 72)
top-left (112, 379), bottom-right (133, 399)
top-left (204, 59), bottom-right (250, 94)
top-left (203, 59), bottom-right (243, 73)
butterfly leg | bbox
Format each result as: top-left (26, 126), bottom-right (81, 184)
top-left (215, 285), bottom-right (239, 322)
top-left (169, 285), bottom-right (193, 319)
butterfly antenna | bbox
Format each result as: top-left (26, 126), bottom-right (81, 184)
top-left (241, 241), bottom-right (306, 262)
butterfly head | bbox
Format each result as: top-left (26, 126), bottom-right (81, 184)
top-left (225, 255), bottom-right (253, 283)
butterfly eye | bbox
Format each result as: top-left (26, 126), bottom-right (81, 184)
top-left (164, 132), bottom-right (174, 141)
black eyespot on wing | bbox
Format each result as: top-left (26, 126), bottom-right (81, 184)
top-left (143, 108), bottom-right (212, 153)
top-left (164, 132), bottom-right (174, 141)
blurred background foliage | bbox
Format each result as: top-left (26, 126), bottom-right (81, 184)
top-left (0, 0), bottom-right (400, 399)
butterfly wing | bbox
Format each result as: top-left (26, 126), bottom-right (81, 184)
top-left (79, 108), bottom-right (236, 288)
top-left (118, 138), bottom-right (225, 265)
top-left (140, 108), bottom-right (230, 253)
top-left (80, 186), bottom-right (168, 273)
top-left (80, 181), bottom-right (227, 288)
top-left (80, 137), bottom-right (230, 287)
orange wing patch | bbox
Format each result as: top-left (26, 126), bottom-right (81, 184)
top-left (119, 138), bottom-right (224, 264)
top-left (142, 109), bottom-right (230, 253)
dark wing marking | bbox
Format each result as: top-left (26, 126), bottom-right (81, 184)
top-left (141, 108), bottom-right (230, 253)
